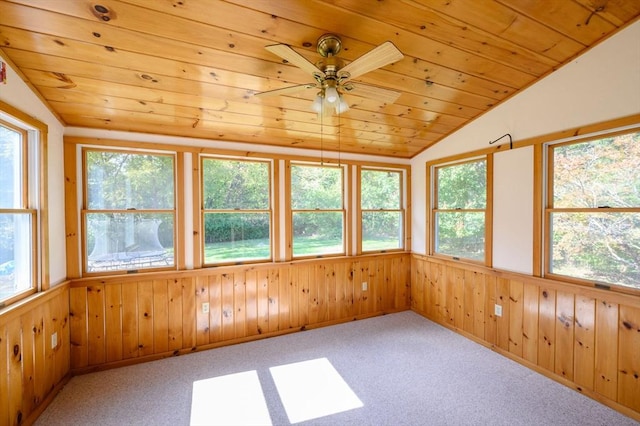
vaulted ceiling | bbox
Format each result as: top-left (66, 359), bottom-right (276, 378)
top-left (1, 0), bottom-right (638, 158)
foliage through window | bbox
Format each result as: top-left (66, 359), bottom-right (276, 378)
top-left (291, 163), bottom-right (344, 257)
top-left (547, 131), bottom-right (640, 289)
top-left (361, 168), bottom-right (403, 252)
top-left (84, 149), bottom-right (175, 273)
top-left (202, 158), bottom-right (271, 264)
top-left (433, 159), bottom-right (487, 262)
top-left (0, 118), bottom-right (36, 304)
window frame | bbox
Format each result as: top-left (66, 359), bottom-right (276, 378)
top-left (81, 147), bottom-right (178, 276)
top-left (544, 129), bottom-right (640, 293)
top-left (287, 161), bottom-right (347, 260)
top-left (429, 155), bottom-right (493, 265)
top-left (0, 102), bottom-right (46, 308)
top-left (200, 155), bottom-right (274, 266)
top-left (357, 166), bottom-right (405, 254)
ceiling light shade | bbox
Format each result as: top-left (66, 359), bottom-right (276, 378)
top-left (335, 95), bottom-right (349, 114)
top-left (325, 86), bottom-right (339, 104)
top-left (311, 94), bottom-right (323, 113)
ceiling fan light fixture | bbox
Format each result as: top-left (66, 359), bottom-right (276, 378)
top-left (336, 95), bottom-right (349, 114)
top-left (311, 94), bottom-right (323, 113)
top-left (325, 86), bottom-right (339, 104)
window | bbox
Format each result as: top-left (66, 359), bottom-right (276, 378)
top-left (0, 115), bottom-right (39, 305)
top-left (547, 130), bottom-right (640, 290)
top-left (83, 149), bottom-right (175, 273)
top-left (432, 158), bottom-right (488, 262)
top-left (201, 157), bottom-right (271, 264)
top-left (290, 163), bottom-right (344, 257)
top-left (360, 168), bottom-right (403, 252)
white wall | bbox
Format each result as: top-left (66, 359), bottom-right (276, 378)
top-left (0, 57), bottom-right (67, 285)
top-left (493, 147), bottom-right (533, 274)
top-left (411, 21), bottom-right (640, 273)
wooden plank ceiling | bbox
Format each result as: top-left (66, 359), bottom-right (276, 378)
top-left (1, 0), bottom-right (638, 158)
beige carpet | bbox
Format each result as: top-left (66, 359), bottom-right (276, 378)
top-left (35, 311), bottom-right (637, 425)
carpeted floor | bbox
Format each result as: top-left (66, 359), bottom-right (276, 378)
top-left (35, 311), bottom-right (637, 425)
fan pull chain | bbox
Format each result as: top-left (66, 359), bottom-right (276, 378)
top-left (320, 106), bottom-right (324, 165)
top-left (337, 106), bottom-right (341, 166)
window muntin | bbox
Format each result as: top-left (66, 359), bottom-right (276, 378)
top-left (361, 169), bottom-right (403, 252)
top-left (433, 159), bottom-right (487, 262)
top-left (83, 149), bottom-right (176, 273)
top-left (0, 119), bottom-right (36, 304)
top-left (547, 131), bottom-right (640, 289)
top-left (291, 163), bottom-right (344, 257)
top-left (202, 158), bottom-right (271, 264)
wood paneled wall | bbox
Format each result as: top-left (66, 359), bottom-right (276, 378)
top-left (410, 255), bottom-right (640, 420)
top-left (0, 283), bottom-right (70, 426)
top-left (69, 253), bottom-right (410, 372)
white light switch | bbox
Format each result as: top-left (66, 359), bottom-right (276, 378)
top-left (494, 304), bottom-right (503, 317)
top-left (202, 302), bottom-right (210, 314)
top-left (51, 332), bottom-right (57, 349)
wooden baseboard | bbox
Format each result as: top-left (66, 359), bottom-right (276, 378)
top-left (23, 373), bottom-right (72, 426)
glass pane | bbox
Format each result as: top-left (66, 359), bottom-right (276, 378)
top-left (86, 151), bottom-right (174, 210)
top-left (202, 159), bottom-right (269, 209)
top-left (362, 211), bottom-right (402, 251)
top-left (86, 212), bottom-right (174, 272)
top-left (0, 213), bottom-right (32, 301)
top-left (291, 165), bottom-right (342, 209)
top-left (553, 132), bottom-right (640, 208)
top-left (435, 211), bottom-right (485, 261)
top-left (293, 212), bottom-right (343, 256)
top-left (203, 212), bottom-right (271, 263)
top-left (361, 170), bottom-right (401, 210)
top-left (0, 124), bottom-right (23, 208)
top-left (437, 160), bottom-right (486, 209)
top-left (550, 212), bottom-right (639, 289)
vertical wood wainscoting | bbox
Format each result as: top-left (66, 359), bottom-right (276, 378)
top-left (69, 254), bottom-right (410, 373)
top-left (0, 283), bottom-right (71, 426)
top-left (411, 255), bottom-right (640, 421)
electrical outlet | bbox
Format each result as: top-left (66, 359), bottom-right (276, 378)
top-left (494, 304), bottom-right (503, 317)
top-left (202, 302), bottom-right (210, 314)
top-left (362, 281), bottom-right (368, 291)
top-left (51, 332), bottom-right (57, 349)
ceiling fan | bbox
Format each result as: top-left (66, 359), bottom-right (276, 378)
top-left (255, 34), bottom-right (404, 114)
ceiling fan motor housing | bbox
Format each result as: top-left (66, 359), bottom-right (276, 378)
top-left (316, 34), bottom-right (342, 57)
top-left (315, 34), bottom-right (345, 84)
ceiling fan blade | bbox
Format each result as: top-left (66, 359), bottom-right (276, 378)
top-left (254, 83), bottom-right (317, 97)
top-left (265, 44), bottom-right (325, 78)
top-left (338, 41), bottom-right (404, 80)
top-left (343, 83), bottom-right (402, 104)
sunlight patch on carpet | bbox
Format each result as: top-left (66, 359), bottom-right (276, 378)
top-left (190, 370), bottom-right (272, 426)
top-left (270, 357), bottom-right (363, 423)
